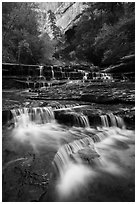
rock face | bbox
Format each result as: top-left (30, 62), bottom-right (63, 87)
top-left (55, 2), bottom-right (87, 32)
top-left (39, 2), bottom-right (87, 38)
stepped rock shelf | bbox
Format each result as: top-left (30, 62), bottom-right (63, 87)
top-left (2, 99), bottom-right (135, 202)
top-left (2, 65), bottom-right (135, 202)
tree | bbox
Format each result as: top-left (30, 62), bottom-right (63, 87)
top-left (39, 32), bottom-right (56, 64)
top-left (46, 10), bottom-right (62, 40)
top-left (59, 2), bottom-right (135, 66)
top-left (94, 3), bottom-right (135, 65)
top-left (2, 2), bottom-right (41, 64)
top-left (45, 9), bottom-right (65, 58)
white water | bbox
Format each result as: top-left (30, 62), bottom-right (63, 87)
top-left (51, 67), bottom-right (55, 79)
top-left (39, 65), bottom-right (43, 77)
top-left (9, 106), bottom-right (135, 200)
top-left (56, 163), bottom-right (95, 200)
top-left (100, 113), bottom-right (125, 128)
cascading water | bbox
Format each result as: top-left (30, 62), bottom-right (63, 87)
top-left (60, 67), bottom-right (64, 79)
top-left (39, 65), bottom-right (43, 77)
top-left (51, 66), bottom-right (55, 79)
top-left (53, 124), bottom-right (134, 201)
top-left (6, 105), bottom-right (135, 201)
top-left (100, 115), bottom-right (109, 127)
top-left (11, 107), bottom-right (55, 125)
top-left (10, 107), bottom-right (65, 152)
top-left (100, 113), bottom-right (125, 128)
top-left (61, 112), bottom-right (90, 127)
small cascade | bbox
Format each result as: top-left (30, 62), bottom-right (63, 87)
top-left (51, 66), bottom-right (55, 79)
top-left (52, 103), bottom-right (80, 110)
top-left (90, 72), bottom-right (113, 81)
top-left (39, 65), bottom-right (43, 77)
top-left (58, 111), bottom-right (90, 128)
top-left (100, 113), bottom-right (125, 128)
top-left (101, 73), bottom-right (112, 80)
top-left (11, 107), bottom-right (55, 126)
top-left (79, 113), bottom-right (90, 127)
top-left (115, 115), bottom-right (125, 129)
top-left (83, 72), bottom-right (88, 82)
top-left (53, 137), bottom-right (98, 199)
top-left (3, 102), bottom-right (135, 202)
top-left (53, 137), bottom-right (96, 176)
top-left (91, 130), bottom-right (108, 143)
top-left (60, 67), bottom-right (63, 79)
top-left (2, 93), bottom-right (135, 203)
top-left (100, 115), bottom-right (109, 127)
top-left (51, 124), bottom-right (135, 201)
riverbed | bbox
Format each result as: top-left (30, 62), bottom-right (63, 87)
top-left (2, 80), bottom-right (135, 202)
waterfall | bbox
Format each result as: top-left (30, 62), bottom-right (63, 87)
top-left (39, 65), bottom-right (43, 77)
top-left (10, 107), bottom-right (70, 152)
top-left (4, 103), bottom-right (135, 202)
top-left (59, 67), bottom-right (66, 79)
top-left (92, 130), bottom-right (108, 143)
top-left (114, 115), bottom-right (125, 129)
top-left (100, 113), bottom-right (125, 128)
top-left (53, 137), bottom-right (96, 175)
top-left (51, 124), bottom-right (135, 201)
top-left (100, 115), bottom-right (109, 127)
top-left (51, 66), bottom-right (55, 79)
top-left (53, 136), bottom-right (98, 199)
top-left (11, 107), bottom-right (55, 126)
top-left (61, 112), bottom-right (90, 128)
top-left (79, 114), bottom-right (90, 127)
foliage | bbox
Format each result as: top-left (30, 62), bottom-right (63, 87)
top-left (2, 2), bottom-right (55, 65)
top-left (94, 16), bottom-right (135, 65)
top-left (2, 2), bottom-right (135, 67)
top-left (46, 9), bottom-right (65, 55)
top-left (39, 32), bottom-right (56, 64)
top-left (3, 3), bottom-right (39, 64)
top-left (59, 2), bottom-right (135, 66)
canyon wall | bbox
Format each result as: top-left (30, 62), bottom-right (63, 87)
top-left (39, 2), bottom-right (87, 37)
top-left (55, 2), bottom-right (87, 32)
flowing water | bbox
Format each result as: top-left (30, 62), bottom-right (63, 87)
top-left (51, 67), bottom-right (55, 79)
top-left (3, 104), bottom-right (135, 201)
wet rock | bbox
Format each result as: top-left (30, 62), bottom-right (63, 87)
top-left (2, 110), bottom-right (13, 125)
top-left (78, 147), bottom-right (100, 160)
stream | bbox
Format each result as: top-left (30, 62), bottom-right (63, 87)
top-left (2, 80), bottom-right (135, 202)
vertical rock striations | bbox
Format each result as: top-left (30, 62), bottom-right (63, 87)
top-left (55, 2), bottom-right (87, 33)
top-left (37, 2), bottom-right (88, 39)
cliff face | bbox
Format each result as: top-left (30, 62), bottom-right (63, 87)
top-left (38, 2), bottom-right (87, 38)
top-left (55, 2), bottom-right (87, 32)
top-left (36, 2), bottom-right (63, 34)
top-left (38, 2), bottom-right (62, 13)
